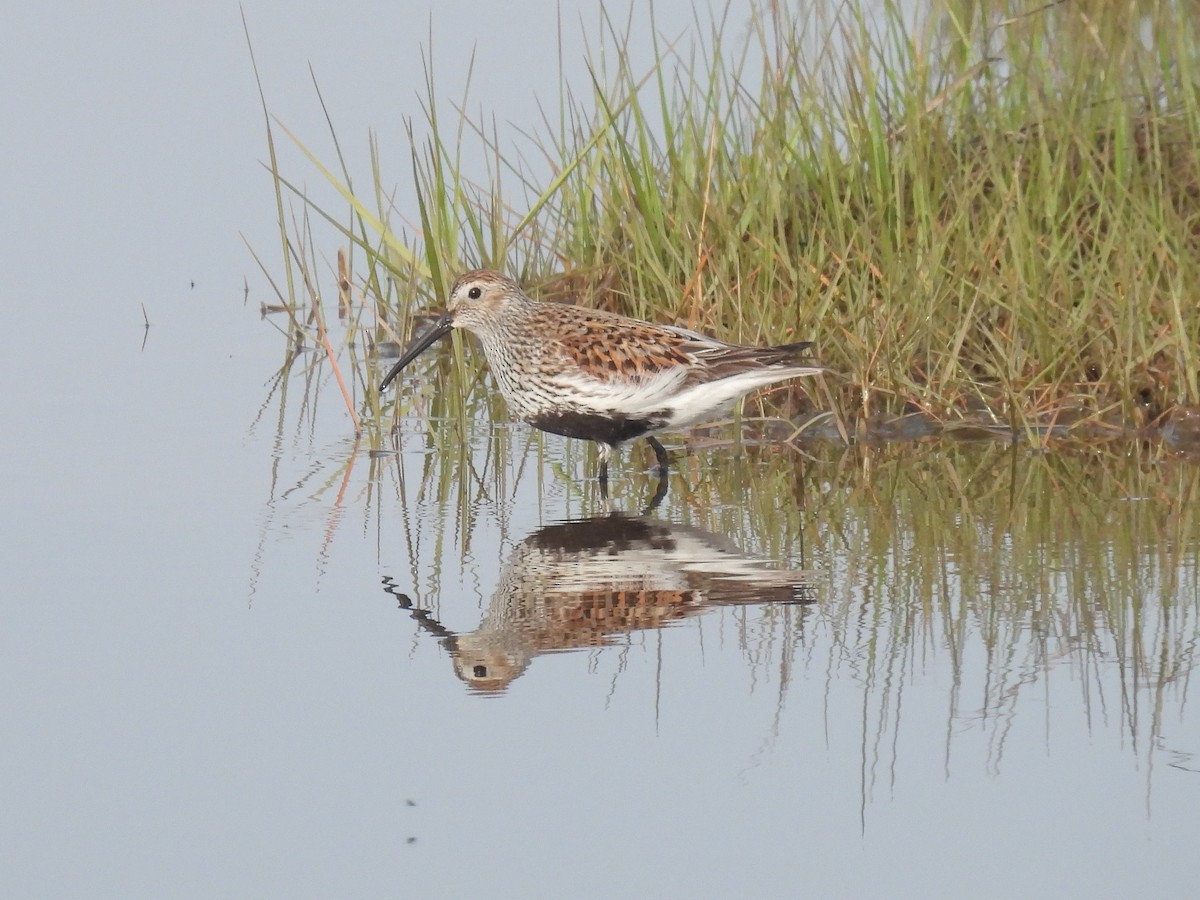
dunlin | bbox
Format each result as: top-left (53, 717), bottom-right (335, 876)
top-left (379, 269), bottom-right (823, 485)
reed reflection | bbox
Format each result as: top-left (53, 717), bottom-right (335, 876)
top-left (383, 512), bottom-right (814, 693)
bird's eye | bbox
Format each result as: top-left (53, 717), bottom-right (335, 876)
top-left (468, 287), bottom-right (482, 299)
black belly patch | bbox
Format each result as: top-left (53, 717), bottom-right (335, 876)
top-left (528, 409), bottom-right (668, 446)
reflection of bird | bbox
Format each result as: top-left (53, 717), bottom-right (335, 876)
top-left (383, 514), bottom-right (814, 693)
top-left (378, 269), bottom-right (823, 488)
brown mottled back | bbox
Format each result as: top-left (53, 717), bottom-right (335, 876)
top-left (544, 307), bottom-right (696, 380)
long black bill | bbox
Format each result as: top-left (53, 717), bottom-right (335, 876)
top-left (378, 311), bottom-right (455, 392)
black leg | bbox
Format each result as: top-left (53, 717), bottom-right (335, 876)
top-left (643, 469), bottom-right (669, 514)
top-left (646, 436), bottom-right (669, 476)
top-left (598, 457), bottom-right (610, 500)
top-left (641, 437), bottom-right (669, 514)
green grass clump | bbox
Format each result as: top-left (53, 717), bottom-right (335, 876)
top-left (257, 0), bottom-right (1200, 444)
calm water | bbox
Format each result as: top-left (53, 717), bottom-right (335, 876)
top-left (4, 3), bottom-right (1199, 898)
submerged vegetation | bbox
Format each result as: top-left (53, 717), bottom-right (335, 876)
top-left (259, 398), bottom-right (1200, 751)
top-left (255, 0), bottom-right (1200, 449)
